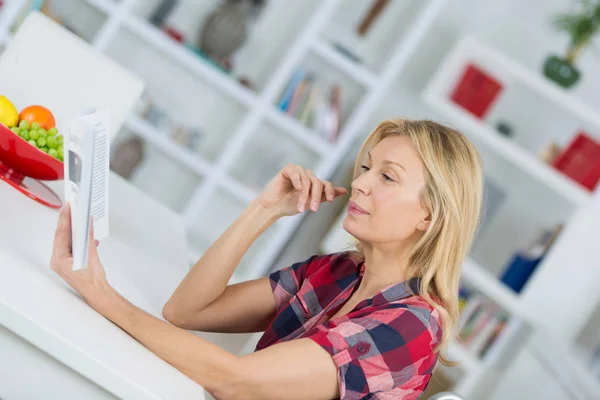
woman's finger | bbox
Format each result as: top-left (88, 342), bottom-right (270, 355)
top-left (334, 187), bottom-right (349, 197)
top-left (53, 203), bottom-right (72, 259)
top-left (87, 217), bottom-right (99, 261)
top-left (296, 167), bottom-right (311, 212)
top-left (322, 180), bottom-right (335, 202)
top-left (306, 171), bottom-right (323, 212)
top-left (282, 164), bottom-right (302, 190)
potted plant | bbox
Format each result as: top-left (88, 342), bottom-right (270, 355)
top-left (543, 0), bottom-right (600, 88)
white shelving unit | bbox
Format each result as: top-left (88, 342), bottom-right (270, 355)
top-left (418, 34), bottom-right (600, 398)
top-left (423, 35), bottom-right (594, 207)
top-left (0, 0), bottom-right (448, 282)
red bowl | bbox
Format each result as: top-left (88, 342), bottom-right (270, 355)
top-left (0, 123), bottom-right (64, 180)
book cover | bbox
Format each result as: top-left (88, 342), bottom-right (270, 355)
top-left (327, 85), bottom-right (343, 142)
top-left (552, 132), bottom-right (600, 191)
top-left (450, 63), bottom-right (503, 119)
top-left (277, 69), bottom-right (305, 111)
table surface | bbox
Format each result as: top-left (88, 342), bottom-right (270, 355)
top-left (0, 174), bottom-right (206, 399)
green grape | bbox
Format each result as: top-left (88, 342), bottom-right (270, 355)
top-left (36, 137), bottom-right (46, 147)
top-left (29, 129), bottom-right (39, 140)
top-left (28, 139), bottom-right (37, 147)
top-left (56, 135), bottom-right (63, 145)
top-left (19, 120), bottom-right (29, 130)
top-left (48, 148), bottom-right (59, 158)
top-left (40, 147), bottom-right (49, 153)
top-left (31, 122), bottom-right (40, 130)
top-left (38, 129), bottom-right (47, 138)
top-left (20, 131), bottom-right (30, 141)
top-left (46, 136), bottom-right (58, 149)
top-left (10, 127), bottom-right (20, 135)
top-left (57, 147), bottom-right (64, 158)
top-left (48, 127), bottom-right (58, 136)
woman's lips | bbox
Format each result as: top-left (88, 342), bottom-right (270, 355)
top-left (348, 201), bottom-right (369, 215)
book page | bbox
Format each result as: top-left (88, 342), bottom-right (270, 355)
top-left (64, 108), bottom-right (110, 271)
top-left (89, 110), bottom-right (110, 240)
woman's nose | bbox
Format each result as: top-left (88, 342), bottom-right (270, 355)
top-left (351, 173), bottom-right (370, 195)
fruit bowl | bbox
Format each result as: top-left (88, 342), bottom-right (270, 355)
top-left (0, 123), bottom-right (63, 179)
top-left (0, 123), bottom-right (63, 208)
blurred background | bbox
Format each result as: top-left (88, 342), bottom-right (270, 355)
top-left (1, 0), bottom-right (600, 398)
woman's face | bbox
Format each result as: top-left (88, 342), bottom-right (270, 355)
top-left (343, 135), bottom-right (430, 247)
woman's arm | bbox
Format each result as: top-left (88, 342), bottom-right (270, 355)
top-left (163, 165), bottom-right (348, 333)
top-left (50, 205), bottom-right (339, 399)
top-left (94, 290), bottom-right (339, 400)
top-left (162, 199), bottom-right (280, 332)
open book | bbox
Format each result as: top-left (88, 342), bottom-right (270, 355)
top-left (64, 108), bottom-right (110, 271)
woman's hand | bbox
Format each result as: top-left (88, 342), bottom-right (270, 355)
top-left (50, 204), bottom-right (115, 309)
top-left (258, 164), bottom-right (348, 217)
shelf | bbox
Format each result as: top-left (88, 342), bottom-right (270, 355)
top-left (228, 120), bottom-right (322, 191)
top-left (217, 175), bottom-right (260, 205)
top-left (310, 39), bottom-right (377, 89)
top-left (462, 258), bottom-right (527, 320)
top-left (448, 339), bottom-right (481, 373)
top-left (265, 106), bottom-right (333, 155)
top-left (0, 32), bottom-right (12, 47)
top-left (125, 115), bottom-right (213, 177)
top-left (84, 0), bottom-right (118, 15)
top-left (465, 36), bottom-right (600, 132)
top-left (423, 92), bottom-right (591, 207)
top-left (122, 13), bottom-right (259, 109)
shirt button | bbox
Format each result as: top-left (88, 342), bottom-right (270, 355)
top-left (358, 345), bottom-right (366, 353)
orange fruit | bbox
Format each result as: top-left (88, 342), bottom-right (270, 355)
top-left (19, 105), bottom-right (56, 130)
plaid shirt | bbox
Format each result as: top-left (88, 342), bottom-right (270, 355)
top-left (255, 252), bottom-right (442, 400)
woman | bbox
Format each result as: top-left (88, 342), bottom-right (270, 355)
top-left (51, 119), bottom-right (483, 399)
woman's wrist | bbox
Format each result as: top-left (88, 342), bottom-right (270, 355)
top-left (250, 197), bottom-right (281, 225)
top-left (86, 281), bottom-right (121, 313)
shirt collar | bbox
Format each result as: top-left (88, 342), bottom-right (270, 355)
top-left (357, 261), bottom-right (421, 306)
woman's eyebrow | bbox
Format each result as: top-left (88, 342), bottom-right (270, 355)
top-left (368, 151), bottom-right (406, 172)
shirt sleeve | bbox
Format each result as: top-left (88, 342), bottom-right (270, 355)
top-left (268, 254), bottom-right (320, 312)
top-left (304, 306), bottom-right (438, 400)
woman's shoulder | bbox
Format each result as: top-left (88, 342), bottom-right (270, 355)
top-left (303, 250), bottom-right (359, 279)
top-left (394, 295), bottom-right (444, 347)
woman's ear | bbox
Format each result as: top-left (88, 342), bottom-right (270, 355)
top-left (416, 210), bottom-right (432, 232)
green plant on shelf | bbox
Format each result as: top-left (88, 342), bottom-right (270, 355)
top-left (543, 0), bottom-right (600, 88)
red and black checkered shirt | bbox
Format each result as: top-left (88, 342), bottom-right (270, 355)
top-left (255, 252), bottom-right (442, 400)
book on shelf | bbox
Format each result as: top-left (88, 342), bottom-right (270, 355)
top-left (287, 74), bottom-right (315, 116)
top-left (450, 63), bottom-right (503, 119)
top-left (277, 70), bottom-right (344, 143)
top-left (551, 131), bottom-right (600, 191)
top-left (456, 288), bottom-right (512, 360)
top-left (277, 69), bottom-right (305, 111)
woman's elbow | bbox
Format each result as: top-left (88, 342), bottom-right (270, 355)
top-left (206, 362), bottom-right (266, 400)
top-left (162, 301), bottom-right (187, 327)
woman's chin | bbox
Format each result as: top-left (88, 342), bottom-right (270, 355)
top-left (342, 216), bottom-right (362, 239)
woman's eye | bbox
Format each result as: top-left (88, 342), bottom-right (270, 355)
top-left (360, 165), bottom-right (370, 172)
top-left (383, 174), bottom-right (394, 182)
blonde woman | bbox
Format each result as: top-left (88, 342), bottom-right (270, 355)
top-left (51, 119), bottom-right (484, 399)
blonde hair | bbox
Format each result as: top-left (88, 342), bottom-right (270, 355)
top-left (349, 119), bottom-right (484, 366)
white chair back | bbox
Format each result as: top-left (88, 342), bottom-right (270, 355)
top-left (0, 11), bottom-right (144, 142)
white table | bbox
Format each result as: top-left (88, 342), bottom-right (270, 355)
top-left (0, 173), bottom-right (207, 400)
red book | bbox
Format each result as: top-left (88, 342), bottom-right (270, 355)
top-left (450, 63), bottom-right (503, 119)
top-left (552, 132), bottom-right (600, 191)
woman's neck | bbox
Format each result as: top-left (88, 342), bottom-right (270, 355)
top-left (355, 243), bottom-right (411, 298)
